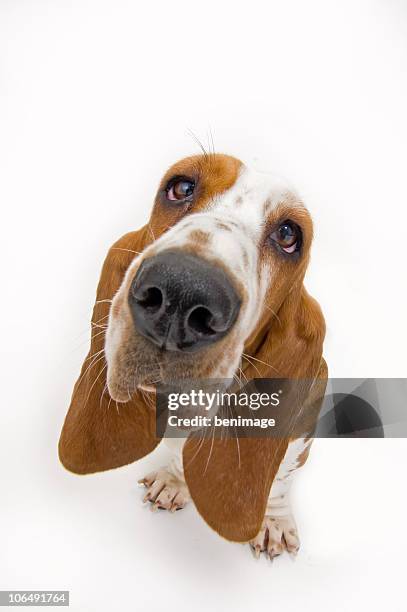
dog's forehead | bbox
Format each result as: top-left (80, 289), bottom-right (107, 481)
top-left (212, 165), bottom-right (296, 217)
top-left (174, 165), bottom-right (300, 238)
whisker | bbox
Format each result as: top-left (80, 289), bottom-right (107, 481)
top-left (139, 387), bottom-right (155, 409)
top-left (241, 353), bottom-right (261, 377)
top-left (186, 128), bottom-right (208, 158)
top-left (70, 312), bottom-right (110, 345)
top-left (263, 304), bottom-right (282, 327)
top-left (232, 372), bottom-right (243, 390)
top-left (241, 352), bottom-right (280, 375)
top-left (148, 224), bottom-right (156, 242)
top-left (92, 314), bottom-right (109, 323)
top-left (83, 362), bottom-right (107, 409)
top-left (73, 352), bottom-right (105, 395)
top-left (235, 430), bottom-right (241, 469)
top-left (83, 348), bottom-right (104, 364)
top-left (99, 381), bottom-right (108, 410)
top-left (91, 323), bottom-right (108, 330)
top-left (69, 334), bottom-right (104, 354)
top-left (202, 422), bottom-right (216, 476)
top-left (183, 431), bottom-right (206, 468)
top-left (111, 247), bottom-right (142, 256)
top-left (226, 404), bottom-right (241, 469)
top-left (208, 126), bottom-right (215, 156)
top-left (90, 329), bottom-right (107, 342)
top-left (237, 365), bottom-right (249, 386)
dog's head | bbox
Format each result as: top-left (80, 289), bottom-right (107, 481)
top-left (105, 154), bottom-right (317, 401)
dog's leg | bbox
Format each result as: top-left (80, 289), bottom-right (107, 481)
top-left (250, 437), bottom-right (312, 559)
top-left (138, 438), bottom-right (191, 512)
top-left (250, 472), bottom-right (299, 558)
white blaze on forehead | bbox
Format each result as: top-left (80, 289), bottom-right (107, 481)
top-left (209, 165), bottom-right (295, 230)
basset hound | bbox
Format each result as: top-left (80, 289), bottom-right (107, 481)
top-left (59, 153), bottom-right (327, 559)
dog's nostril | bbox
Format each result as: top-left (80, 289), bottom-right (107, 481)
top-left (129, 251), bottom-right (241, 352)
top-left (134, 286), bottom-right (163, 313)
top-left (187, 306), bottom-right (217, 336)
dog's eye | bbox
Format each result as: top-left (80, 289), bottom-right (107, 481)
top-left (166, 178), bottom-right (195, 202)
top-left (271, 221), bottom-right (300, 254)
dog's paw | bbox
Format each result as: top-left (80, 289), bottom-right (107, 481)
top-left (138, 468), bottom-right (190, 512)
top-left (250, 514), bottom-right (300, 559)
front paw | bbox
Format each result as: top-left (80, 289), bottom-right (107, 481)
top-left (138, 468), bottom-right (190, 512)
top-left (250, 515), bottom-right (300, 559)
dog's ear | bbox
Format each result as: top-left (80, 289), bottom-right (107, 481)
top-left (183, 284), bottom-right (327, 542)
top-left (59, 228), bottom-right (161, 474)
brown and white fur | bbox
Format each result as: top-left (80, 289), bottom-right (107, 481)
top-left (59, 153), bottom-right (327, 560)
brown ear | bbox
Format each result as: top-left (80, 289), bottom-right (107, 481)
top-left (183, 284), bottom-right (327, 542)
top-left (59, 228), bottom-right (161, 474)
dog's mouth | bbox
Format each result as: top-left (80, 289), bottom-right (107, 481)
top-left (105, 329), bottom-right (243, 403)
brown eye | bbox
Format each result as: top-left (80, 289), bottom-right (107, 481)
top-left (271, 221), bottom-right (301, 254)
top-left (166, 177), bottom-right (195, 201)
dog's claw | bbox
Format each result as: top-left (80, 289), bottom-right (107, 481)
top-left (139, 468), bottom-right (190, 512)
top-left (249, 515), bottom-right (300, 561)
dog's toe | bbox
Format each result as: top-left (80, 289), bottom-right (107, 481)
top-left (139, 468), bottom-right (190, 512)
top-left (250, 514), bottom-right (300, 560)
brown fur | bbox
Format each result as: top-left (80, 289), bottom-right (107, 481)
top-left (188, 229), bottom-right (210, 245)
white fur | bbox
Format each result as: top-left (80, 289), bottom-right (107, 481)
top-left (267, 437), bottom-right (311, 515)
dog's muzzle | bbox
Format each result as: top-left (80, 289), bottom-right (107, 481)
top-left (128, 250), bottom-right (241, 352)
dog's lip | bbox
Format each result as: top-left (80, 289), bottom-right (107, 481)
top-left (137, 383), bottom-right (156, 393)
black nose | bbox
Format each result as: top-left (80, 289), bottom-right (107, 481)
top-left (128, 250), bottom-right (241, 352)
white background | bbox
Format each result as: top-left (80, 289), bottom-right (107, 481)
top-left (1, 1), bottom-right (406, 610)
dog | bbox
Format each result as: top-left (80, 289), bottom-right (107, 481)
top-left (59, 153), bottom-right (327, 558)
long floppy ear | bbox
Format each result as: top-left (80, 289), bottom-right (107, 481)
top-left (183, 285), bottom-right (327, 542)
top-left (59, 228), bottom-right (161, 474)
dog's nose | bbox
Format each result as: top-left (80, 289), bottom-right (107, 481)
top-left (128, 250), bottom-right (241, 352)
